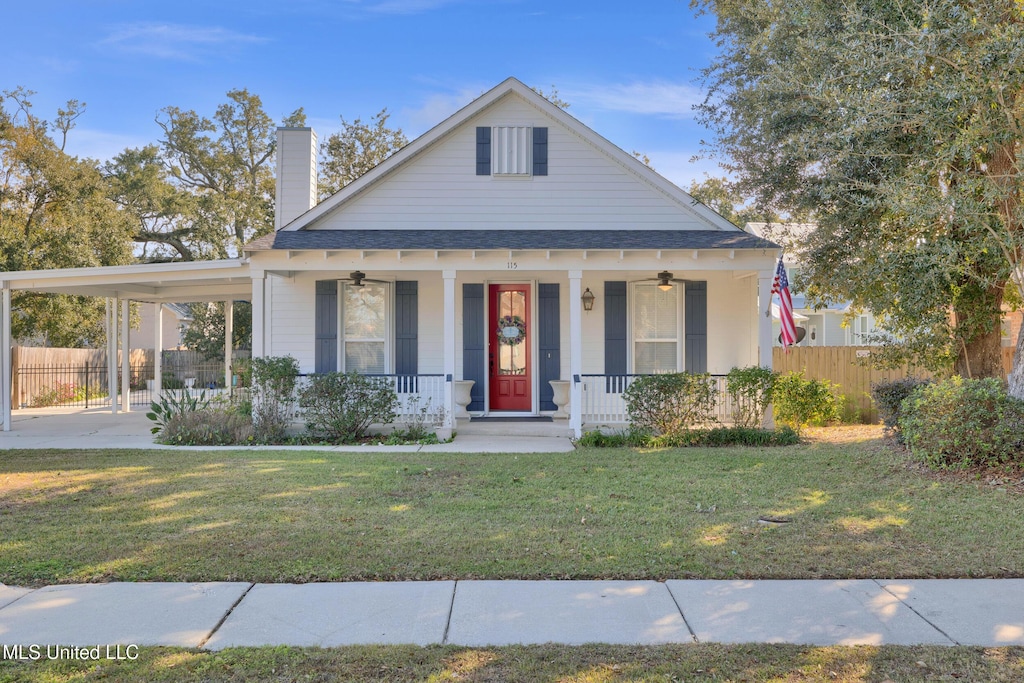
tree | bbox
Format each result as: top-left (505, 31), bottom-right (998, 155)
top-left (693, 0), bottom-right (1024, 396)
top-left (319, 109), bottom-right (408, 197)
top-left (1, 88), bottom-right (134, 345)
top-left (180, 301), bottom-right (252, 360)
top-left (687, 175), bottom-right (781, 227)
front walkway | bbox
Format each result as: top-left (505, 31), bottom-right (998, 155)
top-left (2, 579), bottom-right (1022, 648)
top-left (0, 407), bottom-right (575, 453)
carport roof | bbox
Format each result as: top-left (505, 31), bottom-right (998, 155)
top-left (0, 259), bottom-right (251, 303)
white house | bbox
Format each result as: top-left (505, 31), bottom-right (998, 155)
top-left (0, 77), bottom-right (780, 436)
top-left (244, 78), bottom-right (779, 435)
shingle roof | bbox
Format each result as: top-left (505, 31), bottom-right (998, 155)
top-left (246, 229), bottom-right (779, 252)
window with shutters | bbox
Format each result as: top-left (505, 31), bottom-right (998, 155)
top-left (341, 281), bottom-right (390, 374)
top-left (476, 126), bottom-right (547, 176)
top-left (630, 282), bottom-right (681, 374)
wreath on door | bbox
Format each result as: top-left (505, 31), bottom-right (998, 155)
top-left (496, 315), bottom-right (527, 346)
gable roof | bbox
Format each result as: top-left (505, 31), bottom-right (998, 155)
top-left (275, 77), bottom-right (742, 236)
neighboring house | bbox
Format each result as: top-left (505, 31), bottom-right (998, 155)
top-left (745, 222), bottom-right (888, 347)
top-left (244, 78), bottom-right (778, 434)
top-left (1, 77), bottom-right (780, 435)
top-left (135, 303), bottom-right (192, 350)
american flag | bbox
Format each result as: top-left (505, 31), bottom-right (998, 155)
top-left (772, 257), bottom-right (797, 350)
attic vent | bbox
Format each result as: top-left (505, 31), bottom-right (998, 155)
top-left (492, 126), bottom-right (532, 175)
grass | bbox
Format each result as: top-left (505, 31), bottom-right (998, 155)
top-left (1, 644), bottom-right (1023, 682)
top-left (1, 426), bottom-right (1022, 586)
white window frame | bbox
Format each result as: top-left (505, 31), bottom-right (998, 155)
top-left (337, 280), bottom-right (392, 374)
top-left (628, 281), bottom-right (684, 374)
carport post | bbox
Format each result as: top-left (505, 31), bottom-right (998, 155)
top-left (568, 270), bottom-right (583, 439)
top-left (153, 302), bottom-right (163, 400)
top-left (121, 299), bottom-right (130, 412)
top-left (107, 298), bottom-right (118, 414)
top-left (224, 300), bottom-right (233, 393)
top-left (2, 281), bottom-right (12, 432)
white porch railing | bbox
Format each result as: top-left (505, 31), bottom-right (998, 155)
top-left (290, 373), bottom-right (447, 423)
top-left (580, 374), bottom-right (736, 426)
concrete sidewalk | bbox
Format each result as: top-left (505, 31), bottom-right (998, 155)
top-left (0, 408), bottom-right (575, 453)
top-left (2, 579), bottom-right (1023, 649)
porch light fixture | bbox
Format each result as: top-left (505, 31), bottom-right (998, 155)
top-left (581, 287), bottom-right (596, 311)
top-left (656, 271), bottom-right (674, 292)
top-left (349, 271), bottom-right (366, 287)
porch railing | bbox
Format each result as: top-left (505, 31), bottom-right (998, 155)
top-left (580, 374), bottom-right (736, 426)
top-left (291, 374), bottom-right (447, 423)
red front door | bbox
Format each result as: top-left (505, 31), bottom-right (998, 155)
top-left (489, 284), bottom-right (531, 411)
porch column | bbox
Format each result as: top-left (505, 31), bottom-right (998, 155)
top-left (568, 270), bottom-right (583, 438)
top-left (2, 282), bottom-right (11, 432)
top-left (121, 299), bottom-right (131, 412)
top-left (153, 303), bottom-right (163, 400)
top-left (758, 270), bottom-right (775, 427)
top-left (224, 300), bottom-right (234, 391)
top-left (107, 298), bottom-right (118, 414)
top-left (443, 270), bottom-right (456, 428)
top-left (251, 272), bottom-right (266, 358)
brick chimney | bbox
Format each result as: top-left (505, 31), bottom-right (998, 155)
top-left (275, 127), bottom-right (318, 230)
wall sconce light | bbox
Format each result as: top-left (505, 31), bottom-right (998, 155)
top-left (810, 325), bottom-right (817, 341)
top-left (656, 271), bottom-right (674, 292)
top-left (581, 287), bottom-right (596, 311)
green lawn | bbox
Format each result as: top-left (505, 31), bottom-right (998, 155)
top-left (2, 644), bottom-right (1023, 682)
top-left (1, 426), bottom-right (1021, 586)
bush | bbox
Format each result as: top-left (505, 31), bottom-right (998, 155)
top-left (623, 373), bottom-right (718, 435)
top-left (158, 408), bottom-right (253, 445)
top-left (147, 387), bottom-right (212, 435)
top-left (650, 426), bottom-right (800, 448)
top-left (726, 366), bottom-right (777, 428)
top-left (250, 355), bottom-right (299, 443)
top-left (299, 371), bottom-right (399, 443)
top-left (574, 427), bottom-right (652, 448)
top-left (771, 372), bottom-right (840, 434)
top-left (899, 377), bottom-right (1024, 469)
top-left (871, 377), bottom-right (931, 435)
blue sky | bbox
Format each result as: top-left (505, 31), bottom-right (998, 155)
top-left (7, 0), bottom-right (725, 189)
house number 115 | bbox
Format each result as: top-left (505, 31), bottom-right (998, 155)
top-left (507, 261), bottom-right (518, 269)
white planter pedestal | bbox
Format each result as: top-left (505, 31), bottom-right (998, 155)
top-left (549, 380), bottom-right (570, 419)
top-left (454, 380), bottom-right (475, 420)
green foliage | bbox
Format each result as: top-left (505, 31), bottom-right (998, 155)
top-left (231, 357), bottom-right (251, 388)
top-left (319, 109), bottom-right (408, 198)
top-left (249, 355), bottom-right (299, 443)
top-left (146, 387), bottom-right (212, 435)
top-left (899, 377), bottom-right (1024, 470)
top-left (388, 396), bottom-right (443, 442)
top-left (575, 425), bottom-right (798, 448)
top-left (725, 366), bottom-right (777, 428)
top-left (299, 372), bottom-right (399, 443)
top-left (771, 372), bottom-right (840, 434)
top-left (688, 175), bottom-right (781, 226)
top-left (29, 382), bottom-right (105, 407)
top-left (870, 377), bottom-right (932, 435)
top-left (157, 407), bottom-right (253, 445)
top-left (180, 301), bottom-right (252, 360)
top-left (623, 373), bottom-right (719, 435)
top-left (694, 0), bottom-right (1024, 383)
top-left (574, 428), bottom-right (652, 448)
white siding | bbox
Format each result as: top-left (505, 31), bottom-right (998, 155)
top-left (417, 274), bottom-right (444, 374)
top-left (268, 275), bottom-right (315, 371)
top-left (275, 128), bottom-right (318, 230)
top-left (706, 273), bottom-right (759, 373)
top-left (309, 95), bottom-right (712, 232)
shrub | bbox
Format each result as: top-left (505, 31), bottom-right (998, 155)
top-left (147, 387), bottom-right (212, 435)
top-left (623, 373), bottom-right (718, 436)
top-left (157, 407), bottom-right (253, 446)
top-left (899, 377), bottom-right (1024, 469)
top-left (726, 366), bottom-right (777, 428)
top-left (574, 427), bottom-right (652, 448)
top-left (299, 371), bottom-right (399, 443)
top-left (650, 426), bottom-right (800, 448)
top-left (250, 355), bottom-right (299, 443)
top-left (870, 377), bottom-right (931, 435)
top-left (771, 372), bottom-right (840, 434)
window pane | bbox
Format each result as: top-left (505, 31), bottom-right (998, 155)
top-left (344, 282), bottom-right (385, 338)
top-left (635, 342), bottom-right (677, 374)
top-left (345, 342), bottom-right (385, 374)
top-left (634, 284), bottom-right (677, 340)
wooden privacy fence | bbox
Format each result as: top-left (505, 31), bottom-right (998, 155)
top-left (772, 346), bottom-right (1016, 424)
top-left (10, 347), bottom-right (249, 409)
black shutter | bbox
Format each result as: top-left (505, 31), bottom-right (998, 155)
top-left (538, 283), bottom-right (560, 410)
top-left (685, 281), bottom-right (708, 373)
top-left (395, 281), bottom-right (418, 391)
top-left (314, 280), bottom-right (338, 374)
top-left (476, 127), bottom-right (491, 176)
top-left (533, 127), bottom-right (548, 176)
top-left (604, 281), bottom-right (627, 391)
top-left (462, 283), bottom-right (485, 410)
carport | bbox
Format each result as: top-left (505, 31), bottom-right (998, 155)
top-left (1, 259), bottom-right (252, 431)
